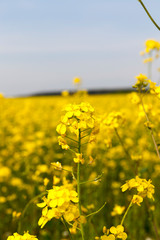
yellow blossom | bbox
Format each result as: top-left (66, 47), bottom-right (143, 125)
top-left (110, 225), bottom-right (127, 240)
top-left (111, 205), bottom-right (125, 216)
top-left (103, 112), bottom-right (125, 129)
top-left (56, 123), bottom-right (67, 135)
top-left (58, 136), bottom-right (70, 150)
top-left (145, 39), bottom-right (160, 53)
top-left (144, 121), bottom-right (154, 129)
top-left (61, 90), bottom-right (69, 97)
top-left (53, 176), bottom-right (60, 185)
top-left (143, 57), bottom-right (153, 63)
top-left (37, 185), bottom-right (79, 228)
top-left (101, 235), bottom-right (115, 240)
top-left (133, 73), bottom-right (149, 90)
top-left (73, 153), bottom-right (85, 164)
top-left (121, 176), bottom-right (155, 201)
top-left (7, 232), bottom-right (38, 240)
top-left (132, 195), bottom-right (143, 206)
top-left (100, 225), bottom-right (127, 240)
top-left (51, 162), bottom-right (62, 170)
top-left (73, 77), bottom-right (81, 84)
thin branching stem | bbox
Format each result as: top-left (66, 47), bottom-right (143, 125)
top-left (61, 167), bottom-right (77, 180)
top-left (114, 128), bottom-right (132, 161)
top-left (81, 142), bottom-right (89, 146)
top-left (65, 135), bottom-right (79, 143)
top-left (139, 92), bottom-right (160, 159)
top-left (62, 216), bottom-right (74, 240)
top-left (70, 145), bottom-right (79, 149)
top-left (68, 148), bottom-right (77, 154)
top-left (81, 133), bottom-right (91, 139)
top-left (67, 221), bottom-right (81, 231)
top-left (81, 128), bottom-right (91, 132)
top-left (120, 200), bottom-right (133, 226)
top-left (77, 128), bottom-right (85, 240)
top-left (138, 0), bottom-right (160, 31)
top-left (80, 174), bottom-right (103, 185)
top-left (18, 191), bottom-right (46, 233)
top-left (61, 167), bottom-right (76, 174)
top-left (86, 202), bottom-right (106, 218)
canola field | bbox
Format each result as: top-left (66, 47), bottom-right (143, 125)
top-left (1, 87), bottom-right (160, 240)
top-left (1, 39), bottom-right (160, 240)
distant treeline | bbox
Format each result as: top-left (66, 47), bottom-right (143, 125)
top-left (28, 88), bottom-right (136, 97)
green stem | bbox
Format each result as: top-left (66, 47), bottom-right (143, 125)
top-left (148, 52), bottom-right (152, 80)
top-left (86, 202), bottom-right (106, 218)
top-left (81, 128), bottom-right (91, 132)
top-left (65, 135), bottom-right (79, 143)
top-left (62, 168), bottom-right (77, 181)
top-left (62, 216), bottom-right (74, 240)
top-left (80, 173), bottom-right (103, 185)
top-left (81, 142), bottom-right (89, 146)
top-left (18, 191), bottom-right (46, 233)
top-left (139, 92), bottom-right (160, 159)
top-left (77, 128), bottom-right (85, 240)
top-left (138, 0), bottom-right (160, 31)
top-left (114, 128), bottom-right (132, 161)
top-left (81, 133), bottom-right (91, 139)
top-left (68, 148), bottom-right (77, 154)
top-left (120, 199), bottom-right (133, 226)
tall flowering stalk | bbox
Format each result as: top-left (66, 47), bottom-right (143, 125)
top-left (52, 102), bottom-right (99, 239)
top-left (96, 176), bottom-right (155, 240)
top-left (133, 74), bottom-right (160, 159)
top-left (120, 176), bottom-right (155, 226)
top-left (140, 39), bottom-right (160, 80)
top-left (103, 111), bottom-right (131, 161)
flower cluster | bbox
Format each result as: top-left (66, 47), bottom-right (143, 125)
top-left (103, 112), bottom-right (125, 129)
top-left (148, 80), bottom-right (160, 99)
top-left (99, 225), bottom-right (127, 240)
top-left (7, 232), bottom-right (38, 240)
top-left (121, 176), bottom-right (155, 206)
top-left (140, 39), bottom-right (160, 65)
top-left (56, 102), bottom-right (96, 136)
top-left (56, 102), bottom-right (99, 163)
top-left (51, 161), bottom-right (63, 170)
top-left (145, 39), bottom-right (160, 53)
top-left (73, 77), bottom-right (81, 85)
top-left (132, 74), bottom-right (149, 91)
top-left (111, 205), bottom-right (125, 216)
top-left (37, 185), bottom-right (79, 228)
top-left (73, 153), bottom-right (85, 164)
top-left (143, 57), bottom-right (153, 63)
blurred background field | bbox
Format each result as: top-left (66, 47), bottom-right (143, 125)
top-left (1, 91), bottom-right (160, 240)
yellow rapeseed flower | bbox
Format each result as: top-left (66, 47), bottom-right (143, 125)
top-left (143, 57), bottom-right (153, 63)
top-left (121, 176), bottom-right (155, 201)
top-left (145, 39), bottom-right (160, 53)
top-left (73, 77), bottom-right (81, 84)
top-left (110, 225), bottom-right (127, 240)
top-left (61, 90), bottom-right (69, 97)
top-left (37, 185), bottom-right (79, 228)
top-left (111, 205), bottom-right (125, 216)
top-left (7, 232), bottom-right (38, 240)
top-left (73, 153), bottom-right (85, 164)
top-left (133, 73), bottom-right (149, 90)
top-left (103, 112), bottom-right (125, 129)
top-left (100, 225), bottom-right (127, 240)
top-left (132, 195), bottom-right (143, 206)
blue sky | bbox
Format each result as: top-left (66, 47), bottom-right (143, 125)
top-left (0, 0), bottom-right (160, 96)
